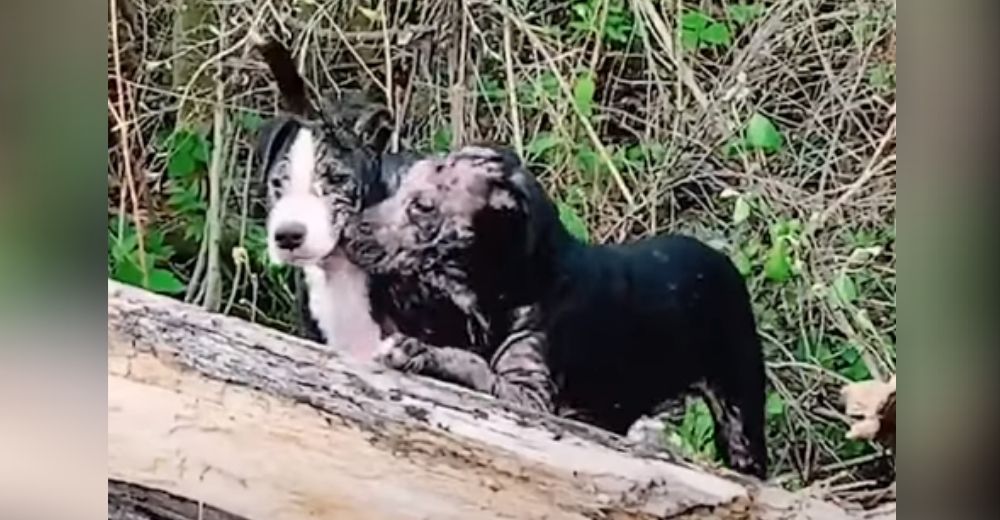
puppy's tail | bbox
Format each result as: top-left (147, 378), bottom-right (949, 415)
top-left (256, 38), bottom-right (314, 118)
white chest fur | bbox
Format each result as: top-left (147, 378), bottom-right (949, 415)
top-left (302, 252), bottom-right (382, 360)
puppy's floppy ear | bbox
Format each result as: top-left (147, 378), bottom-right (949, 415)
top-left (255, 116), bottom-right (301, 186)
top-left (490, 146), bottom-right (541, 255)
top-left (256, 38), bottom-right (314, 117)
top-left (505, 168), bottom-right (539, 257)
top-left (325, 90), bottom-right (394, 155)
top-left (354, 105), bottom-right (393, 155)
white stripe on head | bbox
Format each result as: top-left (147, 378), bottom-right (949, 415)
top-left (266, 125), bottom-right (336, 266)
top-left (287, 127), bottom-right (316, 193)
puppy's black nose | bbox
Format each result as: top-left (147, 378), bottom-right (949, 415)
top-left (275, 223), bottom-right (306, 250)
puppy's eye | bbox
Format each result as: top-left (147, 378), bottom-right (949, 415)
top-left (329, 173), bottom-right (352, 185)
top-left (409, 197), bottom-right (436, 215)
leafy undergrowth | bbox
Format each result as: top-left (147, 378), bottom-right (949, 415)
top-left (108, 0), bottom-right (896, 502)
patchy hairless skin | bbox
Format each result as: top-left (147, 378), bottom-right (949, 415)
top-left (344, 146), bottom-right (556, 412)
top-left (345, 144), bottom-right (769, 479)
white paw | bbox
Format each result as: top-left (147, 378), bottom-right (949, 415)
top-left (376, 334), bottom-right (400, 357)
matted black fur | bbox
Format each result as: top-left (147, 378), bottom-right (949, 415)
top-left (344, 145), bottom-right (769, 478)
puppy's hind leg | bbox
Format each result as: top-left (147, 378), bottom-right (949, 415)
top-left (696, 337), bottom-right (768, 479)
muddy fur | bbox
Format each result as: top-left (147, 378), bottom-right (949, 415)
top-left (345, 148), bottom-right (557, 411)
top-left (344, 145), bottom-right (768, 478)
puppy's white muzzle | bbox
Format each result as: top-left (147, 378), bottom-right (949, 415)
top-left (266, 193), bottom-right (338, 266)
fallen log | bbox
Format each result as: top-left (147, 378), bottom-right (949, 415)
top-left (107, 280), bottom-right (889, 520)
top-left (109, 479), bottom-right (249, 520)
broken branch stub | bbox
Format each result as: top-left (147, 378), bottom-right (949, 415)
top-left (842, 375), bottom-right (896, 452)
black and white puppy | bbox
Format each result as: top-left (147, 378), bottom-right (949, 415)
top-left (255, 39), bottom-right (416, 359)
top-left (345, 145), bottom-right (769, 478)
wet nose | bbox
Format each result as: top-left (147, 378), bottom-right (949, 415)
top-left (274, 222), bottom-right (306, 250)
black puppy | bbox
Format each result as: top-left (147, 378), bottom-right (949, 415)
top-left (347, 150), bottom-right (557, 411)
top-left (345, 145), bottom-right (768, 478)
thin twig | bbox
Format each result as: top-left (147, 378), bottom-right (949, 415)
top-left (448, 3), bottom-right (467, 147)
top-left (201, 4), bottom-right (227, 312)
top-left (380, 0), bottom-right (395, 124)
top-left (816, 108), bottom-right (896, 227)
top-left (501, 0), bottom-right (523, 156)
top-left (109, 0), bottom-right (149, 286)
top-left (491, 2), bottom-right (636, 207)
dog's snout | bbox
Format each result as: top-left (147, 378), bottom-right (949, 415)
top-left (275, 222), bottom-right (307, 250)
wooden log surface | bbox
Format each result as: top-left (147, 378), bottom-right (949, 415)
top-left (107, 280), bottom-right (891, 520)
top-left (109, 479), bottom-right (249, 520)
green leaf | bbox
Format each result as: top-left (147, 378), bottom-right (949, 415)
top-left (694, 404), bottom-right (713, 439)
top-left (626, 145), bottom-right (645, 162)
top-left (574, 145), bottom-right (600, 177)
top-left (146, 268), bottom-right (186, 294)
top-left (786, 218), bottom-right (802, 235)
top-left (111, 229), bottom-right (138, 261)
top-left (648, 143), bottom-right (668, 163)
top-left (167, 151), bottom-right (197, 178)
top-left (723, 138), bottom-right (748, 158)
top-left (478, 77), bottom-right (505, 103)
top-left (766, 392), bottom-right (785, 418)
top-left (745, 112), bottom-right (784, 153)
top-left (238, 112), bottom-right (264, 132)
top-left (191, 133), bottom-right (211, 163)
top-left (573, 71), bottom-right (596, 120)
top-left (167, 183), bottom-right (207, 214)
top-left (557, 201), bottom-right (589, 242)
top-left (526, 132), bottom-right (561, 158)
top-left (611, 147), bottom-right (630, 170)
top-left (867, 63), bottom-right (895, 92)
top-left (166, 129), bottom-right (210, 173)
top-left (112, 256), bottom-right (145, 287)
top-left (700, 22), bottom-right (731, 46)
top-left (732, 195), bottom-right (751, 225)
top-left (681, 30), bottom-right (700, 51)
top-left (764, 241), bottom-right (792, 282)
top-left (727, 4), bottom-right (764, 26)
top-left (681, 400), bottom-right (716, 458)
top-left (607, 25), bottom-right (628, 43)
top-left (833, 272), bottom-right (858, 305)
top-left (681, 11), bottom-right (711, 31)
top-left (431, 127), bottom-right (452, 153)
top-left (841, 347), bottom-right (872, 381)
top-left (536, 72), bottom-right (561, 102)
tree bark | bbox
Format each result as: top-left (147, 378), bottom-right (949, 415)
top-left (109, 480), bottom-right (249, 520)
top-left (107, 280), bottom-right (890, 520)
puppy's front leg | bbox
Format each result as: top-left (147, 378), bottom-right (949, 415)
top-left (379, 334), bottom-right (494, 390)
top-left (380, 327), bottom-right (554, 413)
top-left (484, 325), bottom-right (555, 413)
